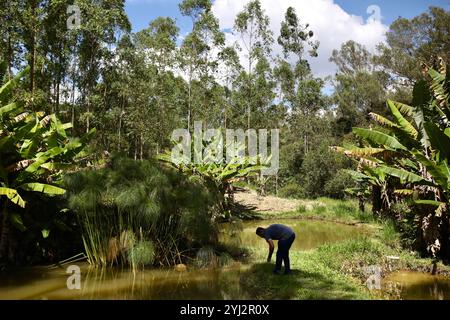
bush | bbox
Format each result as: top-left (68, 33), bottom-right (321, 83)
top-left (324, 170), bottom-right (355, 199)
top-left (279, 183), bottom-right (306, 199)
top-left (300, 142), bottom-right (353, 198)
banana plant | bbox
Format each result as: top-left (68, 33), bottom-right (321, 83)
top-left (156, 136), bottom-right (269, 214)
top-left (158, 137), bottom-right (267, 185)
top-left (343, 65), bottom-right (449, 203)
top-left (334, 59), bottom-right (450, 258)
top-left (0, 65), bottom-right (95, 259)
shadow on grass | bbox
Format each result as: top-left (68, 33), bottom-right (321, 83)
top-left (227, 201), bottom-right (263, 220)
top-left (240, 262), bottom-right (367, 300)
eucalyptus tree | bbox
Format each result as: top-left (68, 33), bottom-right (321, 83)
top-left (330, 40), bottom-right (372, 76)
top-left (278, 6), bottom-right (319, 68)
top-left (134, 17), bottom-right (180, 154)
top-left (179, 0), bottom-right (225, 131)
top-left (18, 0), bottom-right (47, 107)
top-left (91, 34), bottom-right (134, 155)
top-left (0, 1), bottom-right (22, 80)
top-left (233, 0), bottom-right (273, 130)
top-left (251, 55), bottom-right (276, 130)
top-left (41, 0), bottom-right (78, 115)
top-left (217, 46), bottom-right (242, 129)
top-left (276, 6), bottom-right (320, 106)
top-left (275, 7), bottom-right (324, 155)
top-left (75, 0), bottom-right (130, 133)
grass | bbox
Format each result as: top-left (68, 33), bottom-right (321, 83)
top-left (237, 197), bottom-right (450, 300)
top-left (241, 246), bottom-right (371, 299)
top-left (257, 197), bottom-right (376, 225)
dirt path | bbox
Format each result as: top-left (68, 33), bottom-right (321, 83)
top-left (234, 188), bottom-right (321, 214)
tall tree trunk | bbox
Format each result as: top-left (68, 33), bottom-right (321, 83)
top-left (30, 38), bottom-right (36, 99)
top-left (188, 70), bottom-right (192, 133)
top-left (247, 24), bottom-right (254, 131)
top-left (118, 100), bottom-right (123, 152)
top-left (29, 0), bottom-right (37, 103)
top-left (86, 101), bottom-right (90, 133)
top-left (55, 68), bottom-right (61, 115)
top-left (275, 174), bottom-right (278, 196)
top-left (71, 60), bottom-right (76, 133)
top-left (140, 133), bottom-right (144, 160)
top-left (7, 35), bottom-right (12, 80)
top-left (247, 104), bottom-right (251, 131)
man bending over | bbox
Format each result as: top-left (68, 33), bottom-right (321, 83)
top-left (256, 224), bottom-right (296, 275)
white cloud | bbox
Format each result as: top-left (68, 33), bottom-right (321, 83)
top-left (212, 0), bottom-right (388, 79)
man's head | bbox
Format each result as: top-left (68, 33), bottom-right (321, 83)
top-left (256, 227), bottom-right (266, 238)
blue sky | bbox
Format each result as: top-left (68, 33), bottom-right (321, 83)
top-left (335, 0), bottom-right (449, 24)
top-left (124, 0), bottom-right (449, 92)
top-left (125, 0), bottom-right (190, 33)
top-left (125, 0), bottom-right (450, 33)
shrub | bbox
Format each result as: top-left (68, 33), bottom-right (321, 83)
top-left (324, 170), bottom-right (355, 199)
top-left (279, 183), bottom-right (306, 199)
top-left (300, 142), bottom-right (353, 198)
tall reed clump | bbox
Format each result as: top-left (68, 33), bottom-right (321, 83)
top-left (64, 156), bottom-right (220, 267)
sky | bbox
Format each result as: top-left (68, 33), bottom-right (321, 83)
top-left (124, 0), bottom-right (450, 82)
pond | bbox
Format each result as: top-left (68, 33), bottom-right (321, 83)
top-left (382, 271), bottom-right (450, 300)
top-left (1, 219), bottom-right (449, 300)
top-left (0, 263), bottom-right (251, 300)
top-left (0, 219), bottom-right (363, 300)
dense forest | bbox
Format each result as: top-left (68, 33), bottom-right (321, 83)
top-left (0, 0), bottom-right (449, 274)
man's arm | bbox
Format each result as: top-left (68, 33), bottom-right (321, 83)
top-left (266, 239), bottom-right (274, 262)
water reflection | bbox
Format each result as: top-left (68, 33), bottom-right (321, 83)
top-left (383, 271), bottom-right (450, 300)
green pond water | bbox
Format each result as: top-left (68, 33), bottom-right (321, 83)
top-left (224, 219), bottom-right (364, 251)
top-left (0, 219), bottom-right (449, 300)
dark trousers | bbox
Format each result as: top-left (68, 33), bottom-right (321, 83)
top-left (275, 233), bottom-right (295, 273)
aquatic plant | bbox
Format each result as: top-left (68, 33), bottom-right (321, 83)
top-left (65, 156), bottom-right (220, 267)
top-left (129, 240), bottom-right (155, 268)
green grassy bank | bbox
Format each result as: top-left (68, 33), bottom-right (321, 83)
top-left (238, 198), bottom-right (450, 300)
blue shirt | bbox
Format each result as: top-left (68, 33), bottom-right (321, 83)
top-left (264, 224), bottom-right (294, 241)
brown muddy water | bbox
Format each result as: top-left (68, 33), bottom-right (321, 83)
top-left (0, 219), bottom-right (449, 300)
top-left (382, 271), bottom-right (450, 300)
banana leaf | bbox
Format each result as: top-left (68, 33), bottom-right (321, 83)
top-left (19, 183), bottom-right (66, 195)
top-left (353, 127), bottom-right (407, 150)
top-left (0, 187), bottom-right (26, 208)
